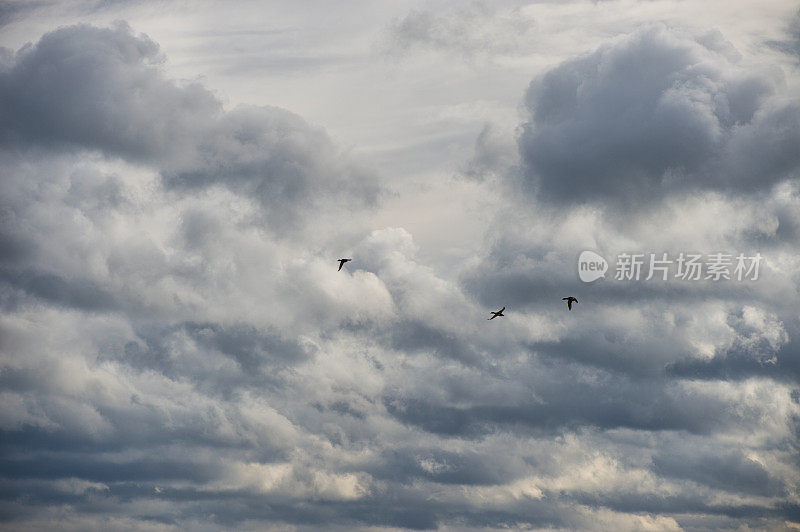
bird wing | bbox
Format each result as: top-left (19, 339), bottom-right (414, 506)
top-left (499, 307), bottom-right (505, 312)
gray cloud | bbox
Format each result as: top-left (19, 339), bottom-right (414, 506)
top-left (0, 268), bottom-right (118, 311)
top-left (652, 448), bottom-right (785, 497)
top-left (766, 8), bottom-right (800, 58)
top-left (460, 122), bottom-right (518, 182)
top-left (383, 372), bottom-right (734, 437)
top-left (0, 23), bottom-right (380, 229)
top-left (1, 15), bottom-right (799, 532)
top-left (386, 3), bottom-right (536, 60)
top-left (0, 1), bottom-right (52, 28)
top-left (519, 25), bottom-right (800, 205)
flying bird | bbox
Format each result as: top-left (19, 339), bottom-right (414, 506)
top-left (337, 258), bottom-right (352, 271)
top-left (488, 307), bottom-right (505, 320)
top-left (562, 297), bottom-right (578, 310)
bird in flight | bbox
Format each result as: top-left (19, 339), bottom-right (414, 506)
top-left (488, 307), bottom-right (505, 320)
top-left (337, 258), bottom-right (352, 271)
top-left (562, 297), bottom-right (578, 310)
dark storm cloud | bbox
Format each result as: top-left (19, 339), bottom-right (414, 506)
top-left (386, 319), bottom-right (484, 366)
top-left (518, 25), bottom-right (800, 205)
top-left (0, 268), bottom-right (117, 311)
top-left (184, 322), bottom-right (309, 369)
top-left (666, 334), bottom-right (800, 382)
top-left (106, 321), bottom-right (310, 400)
top-left (0, 454), bottom-right (224, 483)
top-left (383, 373), bottom-right (731, 437)
top-left (0, 232), bottom-right (31, 264)
top-left (0, 23), bottom-right (170, 155)
top-left (371, 447), bottom-right (523, 486)
top-left (565, 491), bottom-right (799, 524)
top-left (652, 448), bottom-right (785, 497)
top-left (0, 23), bottom-right (380, 227)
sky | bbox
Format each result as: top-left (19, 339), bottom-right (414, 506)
top-left (1, 1), bottom-right (800, 530)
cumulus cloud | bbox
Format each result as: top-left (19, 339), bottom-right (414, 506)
top-left (1, 13), bottom-right (799, 532)
top-left (0, 23), bottom-right (380, 229)
top-left (519, 25), bottom-right (800, 205)
top-left (449, 21), bottom-right (800, 530)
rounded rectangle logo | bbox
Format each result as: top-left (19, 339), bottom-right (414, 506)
top-left (578, 250), bottom-right (608, 282)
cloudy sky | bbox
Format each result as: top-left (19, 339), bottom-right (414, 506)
top-left (1, 1), bottom-right (800, 530)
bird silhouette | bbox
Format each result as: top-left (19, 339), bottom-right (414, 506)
top-left (488, 307), bottom-right (505, 320)
top-left (337, 258), bottom-right (352, 271)
top-left (562, 297), bottom-right (578, 310)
